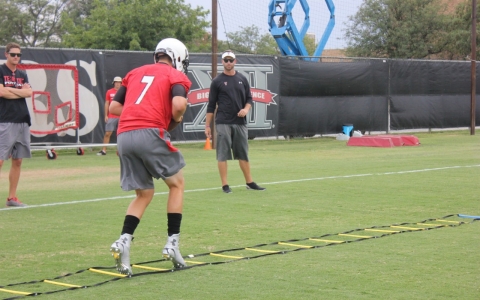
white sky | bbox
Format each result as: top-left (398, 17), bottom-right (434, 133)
top-left (183, 0), bottom-right (362, 49)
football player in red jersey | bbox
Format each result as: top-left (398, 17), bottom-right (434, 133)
top-left (108, 38), bottom-right (191, 275)
top-left (97, 76), bottom-right (122, 155)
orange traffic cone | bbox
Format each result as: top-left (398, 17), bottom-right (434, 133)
top-left (204, 138), bottom-right (212, 150)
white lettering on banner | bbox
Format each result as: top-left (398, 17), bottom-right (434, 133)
top-left (197, 91), bottom-right (209, 100)
top-left (185, 63), bottom-right (277, 132)
top-left (8, 60), bottom-right (74, 136)
top-left (6, 59), bottom-right (101, 138)
top-left (65, 60), bottom-right (99, 137)
top-left (252, 91), bottom-right (265, 99)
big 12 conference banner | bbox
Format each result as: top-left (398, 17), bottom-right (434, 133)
top-left (178, 54), bottom-right (280, 141)
top-left (0, 48), bottom-right (280, 143)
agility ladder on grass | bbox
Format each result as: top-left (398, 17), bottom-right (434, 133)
top-left (1, 214), bottom-right (478, 300)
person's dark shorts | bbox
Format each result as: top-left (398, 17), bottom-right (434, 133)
top-left (215, 124), bottom-right (249, 161)
top-left (117, 128), bottom-right (185, 191)
top-left (0, 123), bottom-right (31, 160)
top-left (106, 118), bottom-right (119, 132)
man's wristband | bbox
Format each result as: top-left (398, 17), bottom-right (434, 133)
top-left (205, 125), bottom-right (210, 128)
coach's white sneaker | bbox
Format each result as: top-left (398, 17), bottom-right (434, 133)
top-left (110, 233), bottom-right (133, 276)
top-left (162, 234), bottom-right (186, 269)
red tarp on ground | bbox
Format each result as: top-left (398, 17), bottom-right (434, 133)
top-left (376, 135), bottom-right (420, 146)
top-left (347, 135), bottom-right (420, 147)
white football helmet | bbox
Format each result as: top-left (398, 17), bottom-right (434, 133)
top-left (154, 38), bottom-right (189, 74)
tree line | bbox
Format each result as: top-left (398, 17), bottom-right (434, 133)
top-left (345, 0), bottom-right (478, 59)
top-left (0, 0), bottom-right (478, 59)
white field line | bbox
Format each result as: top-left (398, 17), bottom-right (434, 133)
top-left (1, 164), bottom-right (479, 212)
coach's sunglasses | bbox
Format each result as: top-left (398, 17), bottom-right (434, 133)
top-left (223, 58), bottom-right (234, 63)
top-left (9, 53), bottom-right (22, 57)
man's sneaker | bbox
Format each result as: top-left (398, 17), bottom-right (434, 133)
top-left (162, 234), bottom-right (186, 269)
top-left (246, 182), bottom-right (266, 191)
top-left (222, 185), bottom-right (232, 193)
top-left (110, 234), bottom-right (133, 276)
top-left (97, 150), bottom-right (106, 156)
top-left (6, 197), bottom-right (27, 207)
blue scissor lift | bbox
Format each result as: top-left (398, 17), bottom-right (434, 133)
top-left (268, 0), bottom-right (335, 61)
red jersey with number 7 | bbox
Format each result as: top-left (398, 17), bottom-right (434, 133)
top-left (117, 63), bottom-right (191, 135)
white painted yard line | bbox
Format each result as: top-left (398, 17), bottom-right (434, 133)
top-left (1, 164), bottom-right (479, 212)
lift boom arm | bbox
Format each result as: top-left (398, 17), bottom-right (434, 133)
top-left (268, 0), bottom-right (335, 61)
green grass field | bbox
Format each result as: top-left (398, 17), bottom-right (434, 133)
top-left (1, 131), bottom-right (479, 299)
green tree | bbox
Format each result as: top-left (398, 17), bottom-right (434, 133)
top-left (343, 0), bottom-right (451, 59)
top-left (187, 32), bottom-right (213, 53)
top-left (61, 0), bottom-right (96, 31)
top-left (443, 1), bottom-right (480, 60)
top-left (61, 0), bottom-right (210, 51)
top-left (223, 25), bottom-right (280, 55)
top-left (257, 33), bottom-right (281, 55)
top-left (0, 0), bottom-right (68, 47)
top-left (303, 34), bottom-right (316, 56)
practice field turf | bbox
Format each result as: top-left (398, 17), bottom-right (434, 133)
top-left (0, 131), bottom-right (479, 299)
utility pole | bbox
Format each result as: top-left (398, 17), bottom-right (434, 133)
top-left (211, 0), bottom-right (218, 147)
top-left (212, 0), bottom-right (218, 79)
top-left (471, 0), bottom-right (477, 135)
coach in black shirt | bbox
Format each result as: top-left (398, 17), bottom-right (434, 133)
top-left (205, 50), bottom-right (266, 194)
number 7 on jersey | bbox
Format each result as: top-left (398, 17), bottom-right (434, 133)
top-left (135, 75), bottom-right (154, 104)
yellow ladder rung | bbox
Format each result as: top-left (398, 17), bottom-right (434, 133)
top-left (0, 288), bottom-right (32, 296)
top-left (210, 253), bottom-right (244, 259)
top-left (365, 228), bottom-right (399, 233)
top-left (436, 219), bottom-right (460, 224)
top-left (416, 223), bottom-right (445, 227)
top-left (132, 264), bottom-right (168, 271)
top-left (184, 260), bottom-right (207, 265)
top-left (245, 247), bottom-right (280, 253)
top-left (309, 238), bottom-right (345, 244)
top-left (43, 279), bottom-right (82, 288)
top-left (390, 226), bottom-right (423, 231)
top-left (339, 233), bottom-right (373, 239)
top-left (278, 242), bottom-right (313, 248)
top-left (88, 268), bottom-right (127, 277)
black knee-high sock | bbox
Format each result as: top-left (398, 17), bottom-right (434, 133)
top-left (167, 213), bottom-right (182, 236)
top-left (121, 215), bottom-right (140, 235)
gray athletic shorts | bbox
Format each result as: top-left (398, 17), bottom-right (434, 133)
top-left (215, 124), bottom-right (249, 161)
top-left (106, 118), bottom-right (119, 132)
top-left (0, 123), bottom-right (31, 160)
top-left (117, 128), bottom-right (185, 191)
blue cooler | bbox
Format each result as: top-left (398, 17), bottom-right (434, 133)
top-left (342, 124), bottom-right (354, 137)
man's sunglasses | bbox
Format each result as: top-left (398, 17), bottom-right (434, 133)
top-left (9, 53), bottom-right (22, 57)
top-left (223, 58), bottom-right (234, 63)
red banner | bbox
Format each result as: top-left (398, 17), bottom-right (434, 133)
top-left (188, 88), bottom-right (274, 105)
